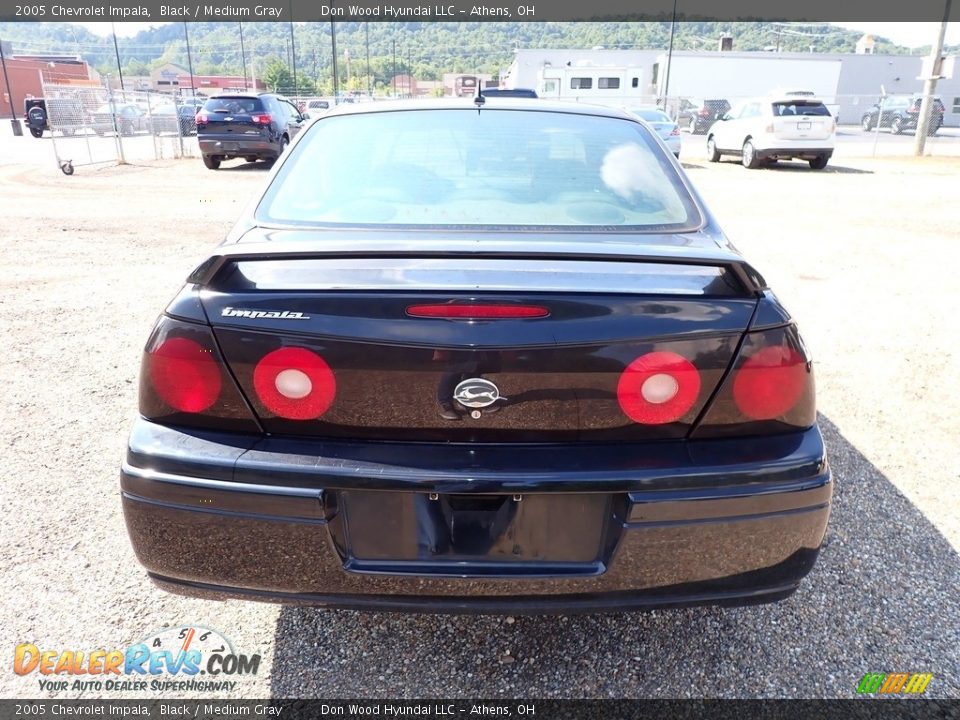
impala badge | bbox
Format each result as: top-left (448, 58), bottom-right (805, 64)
top-left (453, 378), bottom-right (501, 408)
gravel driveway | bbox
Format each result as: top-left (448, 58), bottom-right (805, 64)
top-left (1, 140), bottom-right (957, 699)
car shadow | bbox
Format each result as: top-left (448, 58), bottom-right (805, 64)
top-left (760, 162), bottom-right (873, 175)
top-left (217, 160), bottom-right (275, 172)
top-left (268, 414), bottom-right (959, 698)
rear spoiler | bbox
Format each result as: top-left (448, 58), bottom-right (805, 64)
top-left (188, 238), bottom-right (767, 296)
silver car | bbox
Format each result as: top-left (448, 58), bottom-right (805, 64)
top-left (624, 107), bottom-right (682, 158)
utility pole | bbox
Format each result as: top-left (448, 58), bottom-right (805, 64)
top-left (239, 23), bottom-right (248, 91)
top-left (913, 4), bottom-right (951, 156)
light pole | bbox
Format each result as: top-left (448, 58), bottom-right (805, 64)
top-left (111, 22), bottom-right (125, 92)
top-left (365, 21), bottom-right (371, 96)
top-left (0, 37), bottom-right (23, 135)
top-left (345, 48), bottom-right (351, 93)
top-left (331, 20), bottom-right (339, 99)
top-left (183, 23), bottom-right (196, 98)
top-left (661, 0), bottom-right (678, 114)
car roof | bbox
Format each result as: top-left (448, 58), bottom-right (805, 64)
top-left (321, 98), bottom-right (637, 120)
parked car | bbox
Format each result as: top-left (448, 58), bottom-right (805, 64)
top-left (623, 106), bottom-right (681, 158)
top-left (678, 98), bottom-right (731, 134)
top-left (149, 103), bottom-right (202, 136)
top-left (860, 95), bottom-right (945, 135)
top-left (122, 99), bottom-right (831, 612)
top-left (480, 88), bottom-right (539, 98)
top-left (90, 103), bottom-right (149, 136)
top-left (706, 95), bottom-right (836, 170)
top-left (23, 97), bottom-right (90, 138)
top-left (196, 93), bottom-right (307, 169)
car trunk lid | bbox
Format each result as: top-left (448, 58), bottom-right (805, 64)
top-left (198, 247), bottom-right (759, 443)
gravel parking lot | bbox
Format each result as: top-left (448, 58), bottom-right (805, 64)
top-left (1, 133), bottom-right (958, 700)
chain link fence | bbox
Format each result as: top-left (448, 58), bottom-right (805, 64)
top-left (36, 83), bottom-right (201, 174)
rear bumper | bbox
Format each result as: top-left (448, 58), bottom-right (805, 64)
top-left (199, 136), bottom-right (278, 159)
top-left (121, 419), bottom-right (832, 613)
top-left (754, 146), bottom-right (834, 160)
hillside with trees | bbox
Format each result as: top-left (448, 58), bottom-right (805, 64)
top-left (0, 21), bottom-right (946, 95)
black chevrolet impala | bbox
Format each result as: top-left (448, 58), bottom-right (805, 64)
top-left (122, 99), bottom-right (831, 612)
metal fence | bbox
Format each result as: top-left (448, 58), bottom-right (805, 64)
top-left (37, 83), bottom-right (201, 174)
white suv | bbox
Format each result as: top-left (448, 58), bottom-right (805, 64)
top-left (706, 96), bottom-right (836, 170)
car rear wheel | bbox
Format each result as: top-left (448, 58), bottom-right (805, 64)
top-left (891, 117), bottom-right (904, 135)
top-left (927, 121), bottom-right (941, 136)
top-left (741, 140), bottom-right (760, 169)
top-left (29, 127), bottom-right (43, 138)
top-left (202, 155), bottom-right (221, 170)
top-left (808, 155), bottom-right (829, 170)
top-left (688, 117), bottom-right (698, 134)
top-left (861, 115), bottom-right (873, 131)
top-left (280, 135), bottom-right (290, 153)
top-left (245, 156), bottom-right (259, 163)
top-left (706, 137), bottom-right (721, 162)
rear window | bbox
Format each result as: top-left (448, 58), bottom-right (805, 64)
top-left (772, 101), bottom-right (830, 117)
top-left (204, 97), bottom-right (264, 114)
top-left (256, 108), bottom-right (701, 231)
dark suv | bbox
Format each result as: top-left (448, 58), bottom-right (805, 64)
top-left (678, 98), bottom-right (731, 135)
top-left (24, 97), bottom-right (89, 138)
top-left (860, 95), bottom-right (945, 135)
top-left (197, 93), bottom-right (307, 169)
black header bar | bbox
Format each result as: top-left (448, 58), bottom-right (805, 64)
top-left (0, 0), bottom-right (958, 22)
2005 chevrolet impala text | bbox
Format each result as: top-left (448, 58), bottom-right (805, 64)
top-left (120, 99), bottom-right (831, 613)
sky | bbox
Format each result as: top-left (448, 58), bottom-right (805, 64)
top-left (76, 21), bottom-right (959, 48)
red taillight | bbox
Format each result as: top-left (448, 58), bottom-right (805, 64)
top-left (698, 108), bottom-right (710, 116)
top-left (733, 346), bottom-right (808, 420)
top-left (251, 113), bottom-right (272, 125)
top-left (617, 351), bottom-right (701, 425)
top-left (406, 304), bottom-right (550, 319)
top-left (195, 113), bottom-right (208, 125)
top-left (148, 337), bottom-right (222, 413)
top-left (907, 107), bottom-right (919, 114)
top-left (253, 347), bottom-right (336, 420)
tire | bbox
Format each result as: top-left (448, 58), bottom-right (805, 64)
top-left (808, 155), bottom-right (829, 170)
top-left (29, 127), bottom-right (43, 138)
top-left (202, 155), bottom-right (221, 170)
top-left (891, 117), bottom-right (904, 135)
top-left (706, 136), bottom-right (721, 162)
top-left (120, 121), bottom-right (133, 137)
top-left (927, 121), bottom-right (940, 137)
top-left (279, 135), bottom-right (290, 153)
top-left (741, 140), bottom-right (760, 169)
top-left (244, 156), bottom-right (259, 163)
top-left (861, 115), bottom-right (873, 131)
top-left (688, 117), bottom-right (698, 134)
